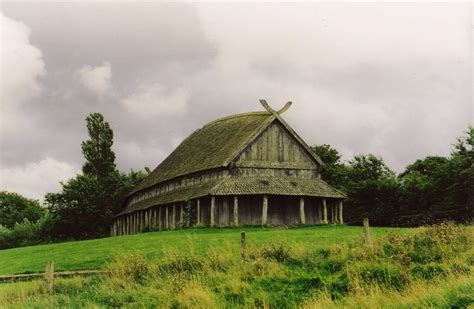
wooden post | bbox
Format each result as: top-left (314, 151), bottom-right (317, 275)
top-left (299, 197), bottom-right (305, 225)
top-left (210, 196), bottom-right (216, 227)
top-left (165, 206), bottom-right (169, 229)
top-left (180, 204), bottom-right (184, 226)
top-left (331, 204), bottom-right (335, 224)
top-left (144, 211), bottom-right (149, 230)
top-left (318, 202), bottom-right (322, 223)
top-left (262, 195), bottom-right (268, 226)
top-left (197, 199), bottom-right (201, 226)
top-left (338, 201), bottom-right (344, 224)
top-left (127, 215), bottom-right (131, 235)
top-left (44, 261), bottom-right (54, 294)
top-left (323, 198), bottom-right (328, 224)
top-left (158, 207), bottom-right (162, 230)
top-left (363, 218), bottom-right (371, 245)
top-left (240, 231), bottom-right (246, 261)
top-left (233, 196), bottom-right (239, 226)
top-left (172, 205), bottom-right (176, 229)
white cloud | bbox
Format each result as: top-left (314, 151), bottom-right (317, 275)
top-left (0, 11), bottom-right (45, 106)
top-left (77, 62), bottom-right (112, 96)
top-left (0, 158), bottom-right (78, 200)
top-left (121, 83), bottom-right (189, 118)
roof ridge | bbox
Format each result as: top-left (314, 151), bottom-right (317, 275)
top-left (202, 111), bottom-right (272, 129)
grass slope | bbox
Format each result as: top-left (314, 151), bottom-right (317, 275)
top-left (0, 225), bottom-right (412, 275)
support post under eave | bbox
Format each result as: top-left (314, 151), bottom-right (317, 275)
top-left (233, 196), bottom-right (239, 226)
top-left (339, 200), bottom-right (344, 224)
top-left (210, 196), bottom-right (216, 227)
top-left (197, 199), bottom-right (201, 226)
top-left (158, 207), bottom-right (162, 230)
top-left (299, 197), bottom-right (305, 225)
top-left (165, 206), bottom-right (169, 230)
top-left (323, 198), bottom-right (328, 224)
top-left (172, 205), bottom-right (176, 229)
top-left (180, 204), bottom-right (184, 226)
top-left (262, 195), bottom-right (268, 226)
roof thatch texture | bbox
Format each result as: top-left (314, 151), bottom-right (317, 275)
top-left (133, 112), bottom-right (276, 193)
top-left (212, 176), bottom-right (345, 198)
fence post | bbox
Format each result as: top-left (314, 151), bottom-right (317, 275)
top-left (240, 231), bottom-right (246, 261)
top-left (44, 261), bottom-right (54, 294)
top-left (363, 218), bottom-right (371, 245)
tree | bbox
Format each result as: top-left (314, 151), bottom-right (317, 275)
top-left (45, 113), bottom-right (146, 239)
top-left (0, 191), bottom-right (45, 228)
top-left (81, 113), bottom-right (116, 179)
top-left (344, 154), bottom-right (399, 225)
top-left (310, 144), bottom-right (346, 188)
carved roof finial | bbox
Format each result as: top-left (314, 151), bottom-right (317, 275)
top-left (259, 99), bottom-right (292, 115)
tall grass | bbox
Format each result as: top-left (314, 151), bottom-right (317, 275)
top-left (1, 222), bottom-right (472, 308)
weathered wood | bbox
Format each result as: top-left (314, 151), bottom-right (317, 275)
top-left (339, 201), bottom-right (343, 224)
top-left (323, 198), bottom-right (328, 224)
top-left (331, 204), bottom-right (335, 224)
top-left (233, 196), bottom-right (239, 226)
top-left (172, 205), bottom-right (176, 229)
top-left (44, 261), bottom-right (54, 294)
top-left (165, 206), bottom-right (169, 230)
top-left (0, 270), bottom-right (105, 283)
top-left (363, 218), bottom-right (371, 245)
top-left (158, 207), bottom-right (163, 230)
top-left (210, 196), bottom-right (216, 227)
top-left (299, 197), bottom-right (305, 225)
top-left (144, 211), bottom-right (149, 230)
top-left (197, 198), bottom-right (201, 226)
top-left (262, 195), bottom-right (268, 226)
top-left (180, 204), bottom-right (184, 225)
top-left (318, 203), bottom-right (322, 223)
top-left (240, 231), bottom-right (246, 261)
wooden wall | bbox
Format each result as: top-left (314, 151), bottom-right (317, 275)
top-left (236, 122), bottom-right (317, 170)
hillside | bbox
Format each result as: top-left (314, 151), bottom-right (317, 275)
top-left (0, 225), bottom-right (409, 275)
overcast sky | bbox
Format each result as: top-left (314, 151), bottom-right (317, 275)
top-left (0, 2), bottom-right (472, 200)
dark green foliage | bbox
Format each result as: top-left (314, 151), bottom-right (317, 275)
top-left (45, 170), bottom-right (145, 240)
top-left (0, 191), bottom-right (45, 228)
top-left (310, 144), bottom-right (346, 187)
top-left (81, 113), bottom-right (116, 179)
top-left (43, 113), bottom-right (146, 240)
top-left (312, 126), bottom-right (474, 226)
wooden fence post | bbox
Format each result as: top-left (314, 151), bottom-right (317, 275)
top-left (363, 218), bottom-right (371, 245)
top-left (44, 261), bottom-right (54, 294)
top-left (240, 231), bottom-right (246, 261)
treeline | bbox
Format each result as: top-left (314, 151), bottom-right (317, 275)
top-left (0, 113), bottom-right (146, 249)
top-left (311, 126), bottom-right (474, 226)
top-left (0, 113), bottom-right (472, 249)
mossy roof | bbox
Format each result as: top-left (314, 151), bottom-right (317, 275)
top-left (132, 112), bottom-right (276, 193)
top-left (211, 176), bottom-right (346, 198)
top-left (119, 176), bottom-right (345, 215)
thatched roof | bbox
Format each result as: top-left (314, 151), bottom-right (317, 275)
top-left (212, 176), bottom-right (345, 198)
top-left (132, 111), bottom-right (323, 194)
top-left (119, 176), bottom-right (345, 215)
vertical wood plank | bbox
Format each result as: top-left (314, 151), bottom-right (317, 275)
top-left (44, 261), bottom-right (54, 294)
top-left (240, 231), bottom-right (246, 261)
top-left (158, 207), bottom-right (162, 230)
top-left (299, 197), bottom-right (305, 225)
top-left (165, 206), bottom-right (169, 230)
top-left (172, 205), bottom-right (176, 229)
top-left (180, 204), bottom-right (184, 226)
top-left (363, 218), bottom-right (371, 245)
top-left (233, 196), bottom-right (239, 226)
top-left (197, 199), bottom-right (201, 226)
top-left (323, 198), bottom-right (328, 224)
top-left (210, 196), bottom-right (216, 227)
top-left (339, 201), bottom-right (344, 224)
top-left (262, 195), bottom-right (268, 226)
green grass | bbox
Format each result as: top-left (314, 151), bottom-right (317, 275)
top-left (1, 224), bottom-right (472, 308)
top-left (0, 225), bottom-right (413, 275)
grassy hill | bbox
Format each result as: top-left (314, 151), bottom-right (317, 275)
top-left (0, 225), bottom-right (408, 275)
top-left (0, 224), bottom-right (473, 308)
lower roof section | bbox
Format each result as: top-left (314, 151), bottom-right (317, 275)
top-left (212, 176), bottom-right (345, 198)
top-left (118, 176), bottom-right (345, 216)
